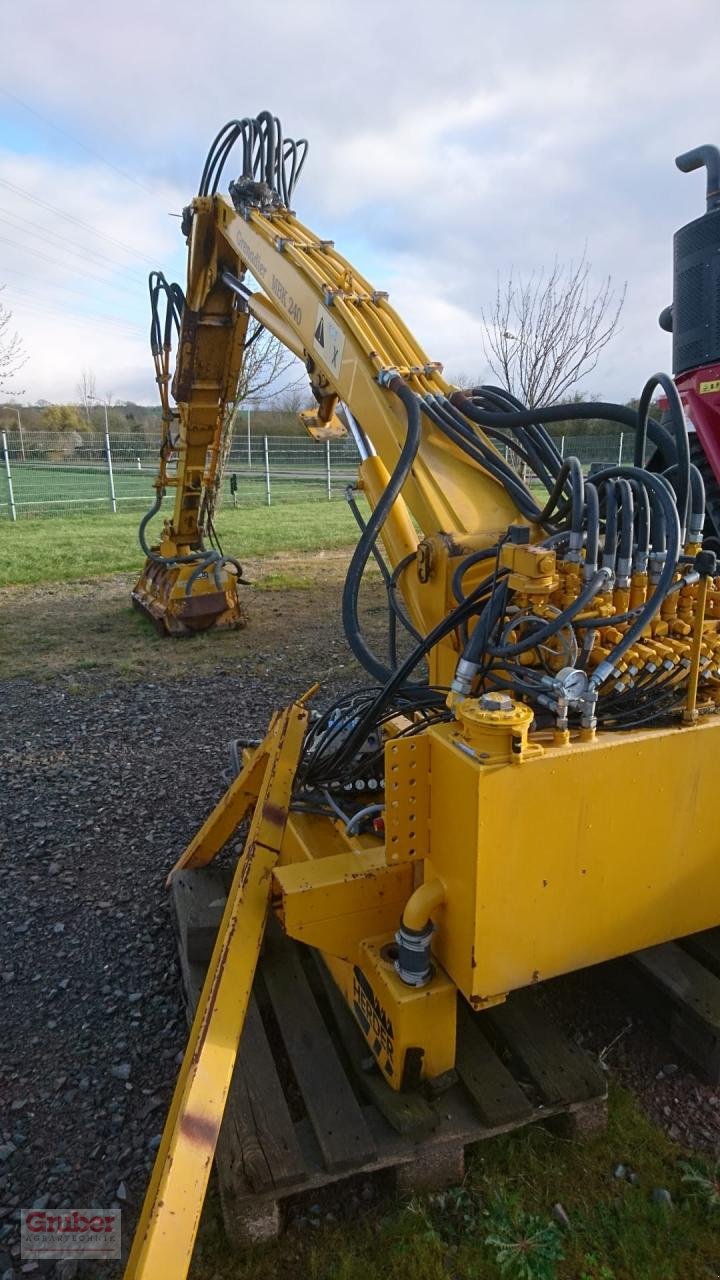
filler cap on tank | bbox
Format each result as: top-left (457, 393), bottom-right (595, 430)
top-left (455, 693), bottom-right (534, 764)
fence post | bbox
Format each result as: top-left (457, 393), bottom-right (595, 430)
top-left (617, 431), bottom-right (624, 465)
top-left (560, 435), bottom-right (566, 458)
top-left (263, 436), bottom-right (271, 506)
top-left (105, 426), bottom-right (118, 513)
top-left (2, 431), bottom-right (16, 522)
top-left (326, 440), bottom-right (332, 499)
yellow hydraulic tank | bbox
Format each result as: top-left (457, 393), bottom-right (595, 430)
top-left (415, 712), bottom-right (720, 1007)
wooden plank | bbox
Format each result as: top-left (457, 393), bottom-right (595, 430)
top-left (634, 943), bottom-right (720, 1023)
top-left (262, 931), bottom-right (377, 1172)
top-left (455, 1003), bottom-right (534, 1127)
top-left (310, 953), bottom-right (437, 1136)
top-left (681, 929), bottom-right (720, 980)
top-left (171, 868), bottom-right (307, 1197)
top-left (630, 943), bottom-right (720, 1081)
top-left (485, 989), bottom-right (606, 1107)
top-left (170, 867), bottom-right (228, 1011)
top-left (217, 997), bottom-right (306, 1195)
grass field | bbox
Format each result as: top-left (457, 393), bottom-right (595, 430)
top-left (0, 500), bottom-right (361, 587)
top-left (0, 460), bottom-right (353, 517)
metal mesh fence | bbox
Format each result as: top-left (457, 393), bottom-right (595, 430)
top-left (0, 429), bottom-right (634, 521)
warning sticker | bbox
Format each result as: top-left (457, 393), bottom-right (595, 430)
top-left (312, 302), bottom-right (345, 377)
top-left (699, 379), bottom-right (720, 394)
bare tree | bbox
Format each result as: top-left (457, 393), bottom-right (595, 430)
top-left (0, 288), bottom-right (26, 394)
top-left (481, 254), bottom-right (626, 406)
top-left (76, 368), bottom-right (97, 422)
top-left (238, 327), bottom-right (304, 403)
top-left (201, 329), bottom-right (304, 523)
top-left (270, 384), bottom-right (315, 414)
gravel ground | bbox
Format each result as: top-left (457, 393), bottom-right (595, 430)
top-left (0, 666), bottom-right (325, 1279)
top-left (2, 567), bottom-right (720, 1278)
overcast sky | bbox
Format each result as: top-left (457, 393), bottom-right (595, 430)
top-left (0, 0), bottom-right (717, 406)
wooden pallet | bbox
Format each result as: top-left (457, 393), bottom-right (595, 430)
top-left (170, 868), bottom-right (608, 1245)
top-left (613, 929), bottom-right (720, 1083)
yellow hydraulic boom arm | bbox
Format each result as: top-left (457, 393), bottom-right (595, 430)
top-left (125, 113), bottom-right (720, 1279)
top-left (132, 222), bottom-right (252, 634)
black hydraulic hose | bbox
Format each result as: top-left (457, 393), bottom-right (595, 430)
top-left (451, 389), bottom-right (678, 467)
top-left (480, 427), bottom-right (545, 477)
top-left (451, 546), bottom-right (499, 603)
top-left (462, 578), bottom-right (510, 665)
top-left (138, 489), bottom-right (211, 568)
top-left (630, 479), bottom-right (650, 566)
top-left (423, 395), bottom-right (542, 521)
top-left (584, 481), bottom-right (600, 572)
top-left (341, 377), bottom-right (422, 683)
top-left (474, 385), bottom-right (565, 473)
top-left (635, 373), bottom-right (690, 539)
top-left (389, 553), bottom-right (423, 644)
top-left (663, 461), bottom-right (706, 539)
top-left (138, 490), bottom-right (163, 557)
top-left (470, 387), bottom-right (559, 492)
top-left (345, 485), bottom-right (394, 588)
top-left (436, 393), bottom-right (546, 510)
top-left (568, 457), bottom-right (585, 546)
top-left (535, 460), bottom-right (573, 524)
top-left (584, 466), bottom-right (682, 684)
top-left (574, 608), bottom-right (642, 628)
top-left (616, 478), bottom-right (634, 565)
top-left (602, 480), bottom-right (618, 567)
top-left (487, 569), bottom-right (609, 659)
top-left (328, 569), bottom-right (508, 775)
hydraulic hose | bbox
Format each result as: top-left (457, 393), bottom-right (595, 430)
top-left (422, 394), bottom-right (542, 521)
top-left (341, 377), bottom-right (422, 683)
top-left (635, 373), bottom-right (690, 539)
top-left (473, 385), bottom-right (565, 473)
top-left (330, 568), bottom-right (510, 775)
top-left (663, 462), bottom-right (706, 542)
top-left (451, 546), bottom-right (499, 604)
top-left (584, 481), bottom-right (600, 574)
top-left (615, 479), bottom-right (634, 572)
top-left (451, 390), bottom-right (678, 469)
top-left (585, 465), bottom-right (682, 685)
top-left (461, 578), bottom-right (510, 665)
top-left (487, 569), bottom-right (610, 659)
top-left (602, 480), bottom-right (618, 569)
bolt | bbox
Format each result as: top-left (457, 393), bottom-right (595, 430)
top-left (479, 692), bottom-right (513, 712)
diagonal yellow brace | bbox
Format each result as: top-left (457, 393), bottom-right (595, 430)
top-left (124, 702), bottom-right (308, 1280)
top-left (167, 742), bottom-right (269, 881)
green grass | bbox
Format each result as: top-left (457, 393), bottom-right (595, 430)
top-left (191, 1086), bottom-right (720, 1280)
top-left (0, 500), bottom-right (361, 587)
top-left (0, 461), bottom-right (349, 517)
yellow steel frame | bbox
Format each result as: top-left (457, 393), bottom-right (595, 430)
top-left (124, 700), bottom-right (308, 1280)
top-left (125, 167), bottom-right (720, 1280)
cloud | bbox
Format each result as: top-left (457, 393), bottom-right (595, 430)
top-left (0, 149), bottom-right (185, 400)
top-left (0, 0), bottom-right (718, 402)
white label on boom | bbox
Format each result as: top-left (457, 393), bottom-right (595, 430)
top-left (313, 303), bottom-right (345, 376)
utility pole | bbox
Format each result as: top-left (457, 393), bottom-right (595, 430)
top-left (247, 405), bottom-right (251, 467)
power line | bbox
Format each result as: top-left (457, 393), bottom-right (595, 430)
top-left (0, 174), bottom-right (159, 267)
top-left (8, 294), bottom-right (145, 338)
top-left (0, 204), bottom-right (148, 285)
top-left (0, 262), bottom-right (144, 316)
top-left (0, 86), bottom-right (156, 197)
top-left (0, 233), bottom-right (144, 298)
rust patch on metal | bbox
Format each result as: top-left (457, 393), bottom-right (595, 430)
top-left (262, 801), bottom-right (285, 827)
top-left (179, 1112), bottom-right (218, 1148)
